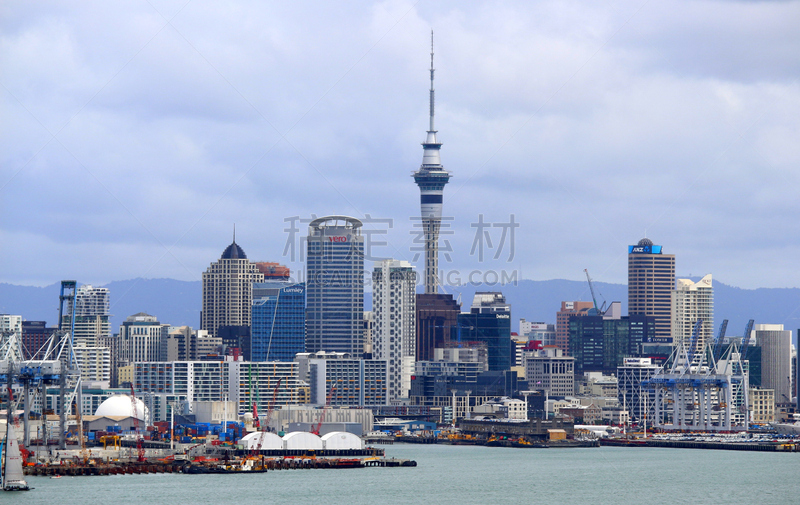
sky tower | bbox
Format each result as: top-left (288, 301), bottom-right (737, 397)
top-left (414, 31), bottom-right (451, 294)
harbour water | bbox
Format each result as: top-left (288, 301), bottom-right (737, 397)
top-left (10, 444), bottom-right (800, 504)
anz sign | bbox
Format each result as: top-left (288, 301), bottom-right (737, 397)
top-left (628, 245), bottom-right (662, 254)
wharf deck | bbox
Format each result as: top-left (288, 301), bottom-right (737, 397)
top-left (600, 438), bottom-right (800, 452)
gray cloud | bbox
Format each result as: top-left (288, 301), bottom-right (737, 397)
top-left (1, 0), bottom-right (799, 291)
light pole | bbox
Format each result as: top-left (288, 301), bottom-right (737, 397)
top-left (451, 389), bottom-right (457, 428)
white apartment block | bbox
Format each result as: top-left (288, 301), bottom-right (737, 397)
top-left (72, 346), bottom-right (111, 382)
top-left (0, 314), bottom-right (22, 334)
top-left (134, 359), bottom-right (304, 415)
top-left (671, 274), bottom-right (714, 352)
top-left (305, 357), bottom-right (388, 407)
top-left (372, 259), bottom-right (416, 403)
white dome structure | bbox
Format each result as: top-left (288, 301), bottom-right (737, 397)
top-left (240, 432), bottom-right (284, 450)
top-left (321, 432), bottom-right (363, 450)
top-left (282, 431), bottom-right (323, 450)
top-left (94, 395), bottom-right (149, 422)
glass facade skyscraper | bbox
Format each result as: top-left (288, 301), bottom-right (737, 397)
top-left (305, 216), bottom-right (364, 355)
top-left (251, 281), bottom-right (306, 361)
top-left (458, 292), bottom-right (512, 372)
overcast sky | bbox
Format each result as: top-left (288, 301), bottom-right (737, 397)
top-left (2, 0), bottom-right (799, 291)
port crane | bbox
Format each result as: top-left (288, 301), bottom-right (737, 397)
top-left (685, 319), bottom-right (703, 368)
top-left (712, 319), bottom-right (728, 360)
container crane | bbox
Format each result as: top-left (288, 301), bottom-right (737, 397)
top-left (129, 385), bottom-right (145, 462)
top-left (739, 319), bottom-right (755, 361)
top-left (685, 319), bottom-right (703, 368)
top-left (712, 319), bottom-right (728, 360)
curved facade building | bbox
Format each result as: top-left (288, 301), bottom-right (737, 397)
top-left (305, 216), bottom-right (364, 354)
top-left (627, 238), bottom-right (675, 342)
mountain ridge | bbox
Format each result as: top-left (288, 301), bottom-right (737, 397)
top-left (1, 278), bottom-right (798, 342)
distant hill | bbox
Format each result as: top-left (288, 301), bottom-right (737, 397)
top-left (1, 278), bottom-right (798, 341)
top-left (0, 279), bottom-right (201, 331)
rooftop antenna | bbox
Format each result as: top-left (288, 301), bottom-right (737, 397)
top-left (429, 29), bottom-right (435, 132)
top-left (233, 223), bottom-right (236, 243)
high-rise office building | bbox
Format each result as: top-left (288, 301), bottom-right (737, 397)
top-left (628, 238), bottom-right (675, 342)
top-left (201, 237), bottom-right (265, 338)
top-left (671, 274), bottom-right (714, 351)
top-left (755, 324), bottom-right (792, 404)
top-left (459, 292), bottom-right (513, 372)
top-left (416, 294), bottom-right (460, 361)
top-left (119, 312), bottom-right (167, 365)
top-left (568, 302), bottom-right (656, 374)
top-left (555, 301), bottom-right (594, 353)
top-left (251, 281), bottom-right (306, 361)
top-left (305, 216), bottom-right (364, 355)
top-left (413, 33), bottom-right (451, 294)
top-left (372, 259), bottom-right (417, 402)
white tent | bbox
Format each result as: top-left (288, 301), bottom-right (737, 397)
top-left (321, 431), bottom-right (363, 450)
top-left (282, 431), bottom-right (323, 450)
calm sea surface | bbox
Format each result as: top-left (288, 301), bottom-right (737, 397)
top-left (9, 444), bottom-right (800, 505)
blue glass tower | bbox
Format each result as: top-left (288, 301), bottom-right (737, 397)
top-left (251, 281), bottom-right (306, 361)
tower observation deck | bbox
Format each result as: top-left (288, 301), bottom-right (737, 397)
top-left (414, 31), bottom-right (452, 294)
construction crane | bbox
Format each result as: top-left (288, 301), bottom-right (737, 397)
top-left (712, 319), bottom-right (728, 360)
top-left (129, 385), bottom-right (145, 462)
top-left (262, 377), bottom-right (283, 433)
top-left (583, 269), bottom-right (606, 314)
top-left (312, 385), bottom-right (336, 436)
top-left (254, 377), bottom-right (283, 452)
top-left (248, 365), bottom-right (260, 430)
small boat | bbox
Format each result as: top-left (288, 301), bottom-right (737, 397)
top-left (2, 422), bottom-right (32, 491)
top-left (50, 475), bottom-right (62, 479)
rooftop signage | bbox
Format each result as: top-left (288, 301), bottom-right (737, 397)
top-left (628, 245), bottom-right (662, 254)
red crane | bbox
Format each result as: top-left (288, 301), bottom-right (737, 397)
top-left (312, 385), bottom-right (336, 436)
top-left (129, 385), bottom-right (145, 462)
top-left (255, 377), bottom-right (283, 451)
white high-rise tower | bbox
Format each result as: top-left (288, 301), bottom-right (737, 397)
top-left (413, 31), bottom-right (451, 294)
top-left (372, 260), bottom-right (416, 402)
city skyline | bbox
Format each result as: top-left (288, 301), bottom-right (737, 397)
top-left (2, 2), bottom-right (800, 290)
